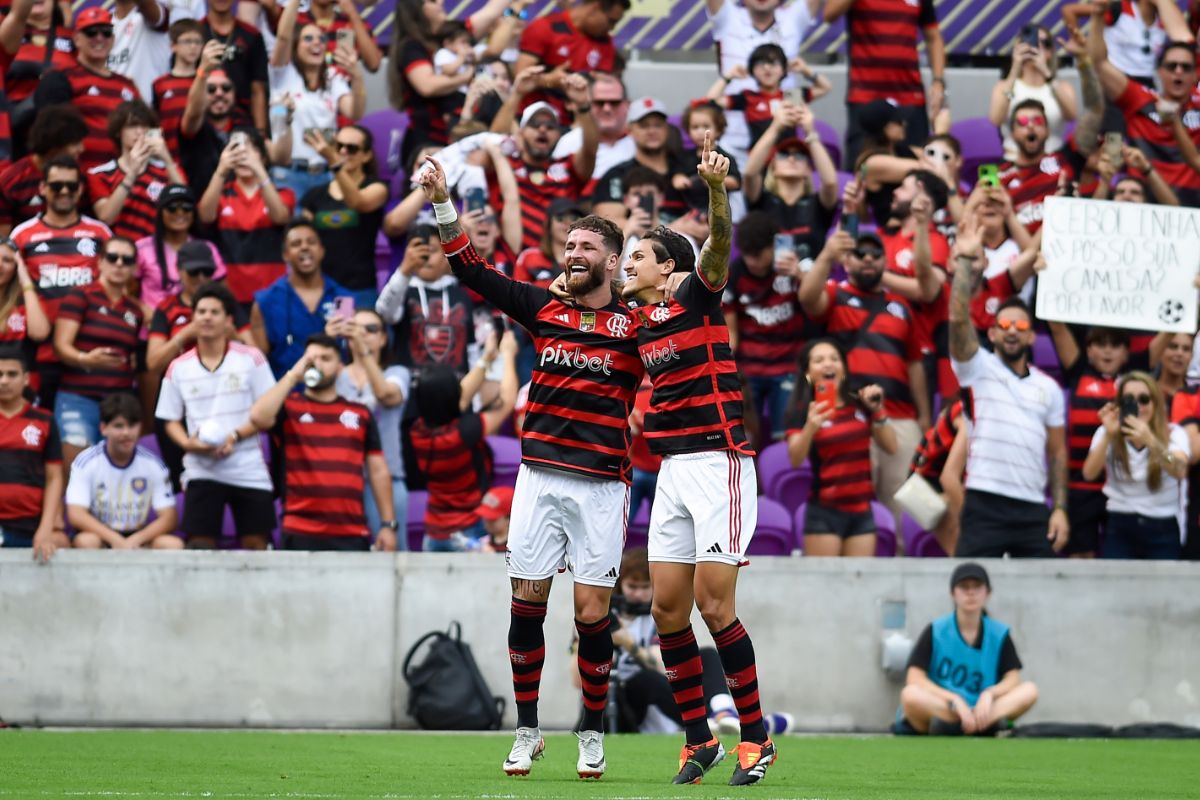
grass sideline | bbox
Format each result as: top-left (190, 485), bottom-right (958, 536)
top-left (0, 730), bottom-right (1196, 799)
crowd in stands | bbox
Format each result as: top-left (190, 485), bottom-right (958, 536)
top-left (1, 0), bottom-right (1200, 562)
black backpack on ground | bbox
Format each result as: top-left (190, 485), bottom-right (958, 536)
top-left (402, 621), bottom-right (505, 730)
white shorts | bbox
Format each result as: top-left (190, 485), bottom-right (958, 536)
top-left (648, 451), bottom-right (757, 566)
top-left (506, 464), bottom-right (628, 588)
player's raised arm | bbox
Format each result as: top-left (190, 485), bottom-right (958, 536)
top-left (417, 157), bottom-right (468, 250)
top-left (696, 131), bottom-right (732, 291)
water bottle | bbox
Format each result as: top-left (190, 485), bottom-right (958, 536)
top-left (269, 102), bottom-right (289, 140)
top-left (303, 367), bottom-right (322, 388)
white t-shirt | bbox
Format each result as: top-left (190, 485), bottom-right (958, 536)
top-left (553, 128), bottom-right (636, 180)
top-left (953, 347), bottom-right (1065, 504)
top-left (1105, 7), bottom-right (1166, 81)
top-left (708, 0), bottom-right (814, 155)
top-left (983, 237), bottom-right (1031, 306)
top-left (155, 342), bottom-right (276, 491)
top-left (1090, 423), bottom-right (1190, 518)
top-left (269, 63), bottom-right (351, 165)
top-left (109, 3), bottom-right (172, 101)
top-left (66, 443), bottom-right (175, 533)
top-left (433, 47), bottom-right (471, 94)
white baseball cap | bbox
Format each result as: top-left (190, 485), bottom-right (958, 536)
top-left (628, 96), bottom-right (668, 123)
top-left (519, 101), bottom-right (561, 129)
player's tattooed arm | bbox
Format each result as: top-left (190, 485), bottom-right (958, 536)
top-left (415, 155), bottom-right (465, 244)
top-left (697, 130), bottom-right (732, 289)
top-left (511, 578), bottom-right (552, 600)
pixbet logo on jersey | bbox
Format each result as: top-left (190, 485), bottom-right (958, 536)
top-left (539, 344), bottom-right (614, 375)
top-left (641, 339), bottom-right (680, 368)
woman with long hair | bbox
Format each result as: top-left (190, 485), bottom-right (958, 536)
top-left (1083, 371), bottom-right (1190, 559)
top-left (269, 0), bottom-right (365, 200)
top-left (988, 25), bottom-right (1078, 163)
top-left (0, 237), bottom-right (49, 345)
top-left (0, 0), bottom-right (75, 154)
top-left (300, 123), bottom-right (389, 307)
top-left (135, 184), bottom-right (226, 315)
top-left (786, 339), bottom-right (896, 556)
top-left (329, 307), bottom-right (411, 548)
top-left (853, 99), bottom-right (921, 227)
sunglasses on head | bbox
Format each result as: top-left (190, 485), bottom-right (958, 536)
top-left (206, 82), bottom-right (233, 94)
top-left (924, 146), bottom-right (952, 162)
top-left (1016, 113), bottom-right (1046, 127)
top-left (361, 323), bottom-right (383, 334)
top-left (47, 180), bottom-right (80, 194)
top-left (994, 317), bottom-right (1032, 332)
top-left (1162, 60), bottom-right (1195, 73)
top-left (853, 246), bottom-right (883, 259)
top-left (1124, 393), bottom-right (1153, 406)
top-left (335, 141), bottom-right (363, 154)
top-left (103, 252), bottom-right (137, 266)
top-left (82, 25), bottom-right (114, 39)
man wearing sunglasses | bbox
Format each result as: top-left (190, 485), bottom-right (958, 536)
top-left (948, 232), bottom-right (1070, 558)
top-left (32, 7), bottom-right (139, 172)
top-left (180, 59), bottom-right (245, 197)
top-left (1090, 4), bottom-right (1200, 206)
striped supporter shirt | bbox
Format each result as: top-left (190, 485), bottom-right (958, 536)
top-left (443, 235), bottom-right (641, 482)
top-left (57, 284), bottom-right (144, 399)
top-left (953, 348), bottom-right (1064, 504)
top-left (86, 158), bottom-right (180, 241)
top-left (36, 64), bottom-right (139, 171)
top-left (409, 413), bottom-right (490, 538)
top-left (845, 0), bottom-right (937, 107)
top-left (632, 272), bottom-right (752, 457)
top-left (786, 403), bottom-right (874, 513)
top-left (1112, 79), bottom-right (1200, 207)
top-left (499, 154), bottom-right (588, 252)
top-left (151, 73), bottom-right (194, 157)
top-left (0, 403), bottom-right (60, 537)
top-left (273, 393), bottom-right (380, 539)
top-left (213, 182), bottom-right (295, 304)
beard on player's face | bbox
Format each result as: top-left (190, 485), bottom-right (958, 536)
top-left (566, 253), bottom-right (608, 294)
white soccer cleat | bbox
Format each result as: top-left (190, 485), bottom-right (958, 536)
top-left (503, 726), bottom-right (545, 776)
top-left (576, 729), bottom-right (606, 779)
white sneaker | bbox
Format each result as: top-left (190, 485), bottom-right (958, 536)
top-left (576, 730), bottom-right (606, 779)
top-left (503, 726), bottom-right (545, 776)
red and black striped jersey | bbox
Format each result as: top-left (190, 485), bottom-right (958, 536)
top-left (395, 38), bottom-right (462, 151)
top-left (499, 154), bottom-right (587, 252)
top-left (1066, 365), bottom-right (1118, 492)
top-left (38, 64), bottom-right (139, 171)
top-left (516, 10), bottom-right (618, 121)
top-left (149, 292), bottom-right (249, 341)
top-left (444, 235), bottom-right (642, 482)
top-left (788, 402), bottom-right (874, 513)
top-left (11, 213), bottom-right (111, 364)
top-left (273, 393), bottom-right (380, 538)
top-left (0, 83), bottom-right (11, 167)
top-left (213, 181), bottom-right (295, 303)
top-left (0, 156), bottom-right (46, 230)
top-left (846, 0), bottom-right (937, 107)
top-left (3, 25), bottom-right (75, 103)
top-left (997, 152), bottom-right (1074, 233)
top-left (815, 281), bottom-right (922, 420)
top-left (151, 72), bottom-right (194, 157)
top-left (57, 283), bottom-right (144, 398)
top-left (721, 258), bottom-right (809, 379)
top-left (882, 224), bottom-right (951, 393)
top-left (0, 403), bottom-right (60, 535)
top-left (633, 272), bottom-right (752, 457)
top-left (912, 399), bottom-right (962, 482)
top-left (86, 159), bottom-right (180, 241)
top-left (409, 412), bottom-right (489, 537)
top-left (1113, 80), bottom-right (1200, 206)
top-left (513, 247), bottom-right (562, 290)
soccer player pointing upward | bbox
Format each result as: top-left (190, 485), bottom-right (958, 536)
top-left (416, 158), bottom-right (642, 780)
top-left (621, 133), bottom-right (775, 785)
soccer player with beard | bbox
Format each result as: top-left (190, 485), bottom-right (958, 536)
top-left (948, 230), bottom-right (1069, 558)
top-left (416, 156), bottom-right (641, 781)
top-left (616, 132), bottom-right (775, 786)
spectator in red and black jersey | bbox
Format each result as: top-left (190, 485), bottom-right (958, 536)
top-left (488, 69), bottom-right (597, 251)
top-left (11, 155), bottom-right (112, 407)
top-left (908, 398), bottom-right (966, 555)
top-left (376, 224), bottom-right (476, 377)
top-left (0, 238), bottom-right (49, 348)
top-left (743, 100), bottom-right (838, 259)
top-left (799, 224), bottom-right (929, 526)
top-left (89, 100), bottom-right (187, 243)
top-left (1048, 323), bottom-right (1147, 558)
top-left (245, 334), bottom-right (394, 551)
top-left (0, 104), bottom-right (86, 237)
top-left (786, 338), bottom-right (896, 556)
top-left (408, 331), bottom-right (518, 551)
top-left (0, 0), bottom-right (76, 158)
top-left (0, 345), bottom-right (66, 560)
top-left (295, 0), bottom-right (383, 74)
top-left (513, 197), bottom-right (577, 291)
top-left (591, 97), bottom-right (691, 227)
top-left (33, 7), bottom-right (140, 172)
top-left (52, 235), bottom-right (144, 470)
top-left (825, 0), bottom-right (946, 170)
top-left (199, 0), bottom-right (269, 134)
top-left (722, 211), bottom-right (812, 446)
top-left (513, 0), bottom-right (628, 121)
top-left (152, 20), bottom-right (206, 159)
top-left (197, 130), bottom-right (294, 307)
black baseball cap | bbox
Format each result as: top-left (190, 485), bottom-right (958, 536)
top-left (177, 240), bottom-right (216, 273)
top-left (950, 562), bottom-right (991, 590)
top-left (856, 231), bottom-right (883, 249)
top-left (548, 197), bottom-right (585, 219)
top-left (859, 99), bottom-right (904, 136)
top-left (157, 183), bottom-right (195, 211)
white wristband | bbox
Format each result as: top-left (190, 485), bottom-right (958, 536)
top-left (433, 200), bottom-right (457, 225)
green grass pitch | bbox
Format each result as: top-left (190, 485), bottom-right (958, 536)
top-left (0, 730), bottom-right (1196, 799)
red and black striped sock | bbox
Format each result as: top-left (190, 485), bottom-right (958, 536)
top-left (712, 618), bottom-right (767, 744)
top-left (659, 625), bottom-right (712, 745)
top-left (575, 616), bottom-right (613, 732)
top-left (509, 597), bottom-right (547, 729)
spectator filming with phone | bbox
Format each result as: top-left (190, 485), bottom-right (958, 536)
top-left (785, 338), bottom-right (896, 556)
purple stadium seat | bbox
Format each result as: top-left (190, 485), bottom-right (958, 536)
top-left (626, 501), bottom-right (650, 551)
top-left (375, 232), bottom-right (392, 292)
top-left (758, 441), bottom-right (812, 513)
top-left (791, 502), bottom-right (807, 553)
top-left (900, 512), bottom-right (944, 557)
top-left (950, 117), bottom-right (1003, 180)
top-left (488, 435), bottom-right (521, 488)
top-left (359, 109), bottom-right (408, 185)
top-left (1032, 333), bottom-right (1061, 375)
top-left (407, 490), bottom-right (428, 551)
top-left (747, 496), bottom-right (794, 556)
top-left (137, 434), bottom-right (161, 459)
top-left (871, 501), bottom-right (897, 557)
top-left (814, 119), bottom-right (842, 172)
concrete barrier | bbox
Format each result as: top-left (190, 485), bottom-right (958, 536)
top-left (2, 552), bottom-right (1197, 731)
